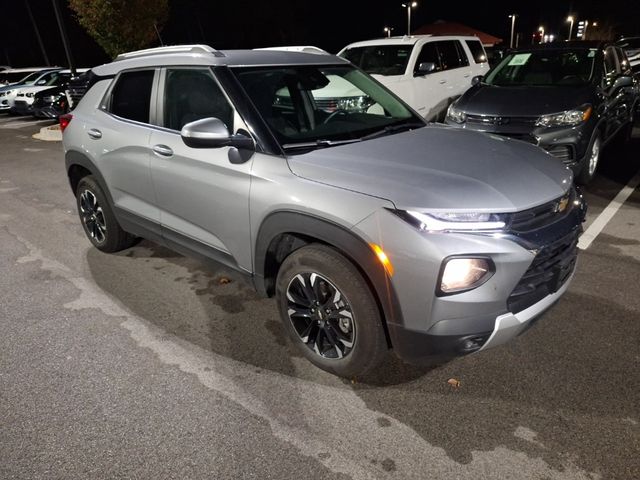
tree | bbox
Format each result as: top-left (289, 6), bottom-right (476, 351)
top-left (68, 0), bottom-right (169, 59)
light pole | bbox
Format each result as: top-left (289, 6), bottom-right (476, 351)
top-left (538, 26), bottom-right (545, 44)
top-left (383, 26), bottom-right (394, 38)
top-left (509, 14), bottom-right (517, 48)
top-left (567, 16), bottom-right (574, 41)
top-left (401, 2), bottom-right (417, 36)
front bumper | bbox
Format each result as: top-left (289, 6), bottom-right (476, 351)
top-left (353, 193), bottom-right (585, 365)
top-left (11, 100), bottom-right (34, 115)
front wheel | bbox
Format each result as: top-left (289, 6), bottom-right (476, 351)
top-left (576, 133), bottom-right (601, 185)
top-left (275, 244), bottom-right (388, 378)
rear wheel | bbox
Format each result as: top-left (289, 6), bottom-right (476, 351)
top-left (576, 133), bottom-right (601, 185)
top-left (76, 176), bottom-right (138, 252)
top-left (275, 244), bottom-right (388, 378)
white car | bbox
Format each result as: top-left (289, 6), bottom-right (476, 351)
top-left (11, 68), bottom-right (89, 115)
top-left (0, 68), bottom-right (62, 112)
top-left (338, 35), bottom-right (489, 121)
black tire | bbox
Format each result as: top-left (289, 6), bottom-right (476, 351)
top-left (576, 132), bottom-right (602, 185)
top-left (276, 244), bottom-right (388, 378)
top-left (75, 175), bottom-right (138, 252)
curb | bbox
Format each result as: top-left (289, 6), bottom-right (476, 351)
top-left (33, 124), bottom-right (62, 142)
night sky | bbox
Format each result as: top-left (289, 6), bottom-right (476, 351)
top-left (2, 0), bottom-right (639, 68)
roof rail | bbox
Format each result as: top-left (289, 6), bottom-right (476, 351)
top-left (114, 44), bottom-right (224, 61)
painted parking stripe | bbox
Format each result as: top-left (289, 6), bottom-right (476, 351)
top-left (0, 119), bottom-right (56, 129)
top-left (578, 169), bottom-right (640, 250)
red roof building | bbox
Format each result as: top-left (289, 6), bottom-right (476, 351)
top-left (413, 21), bottom-right (503, 46)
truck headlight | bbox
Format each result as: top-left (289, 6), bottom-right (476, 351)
top-left (446, 103), bottom-right (467, 124)
top-left (405, 210), bottom-right (508, 232)
top-left (439, 257), bottom-right (494, 294)
top-left (536, 105), bottom-right (592, 127)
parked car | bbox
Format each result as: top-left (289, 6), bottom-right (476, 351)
top-left (0, 66), bottom-right (53, 86)
top-left (12, 68), bottom-right (89, 115)
top-left (0, 68), bottom-right (62, 112)
top-left (338, 35), bottom-right (490, 121)
top-left (617, 37), bottom-right (640, 74)
top-left (32, 86), bottom-right (69, 119)
top-left (445, 42), bottom-right (639, 184)
top-left (62, 45), bottom-right (585, 377)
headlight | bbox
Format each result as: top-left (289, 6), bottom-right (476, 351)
top-left (439, 257), bottom-right (494, 294)
top-left (446, 103), bottom-right (467, 124)
top-left (536, 105), bottom-right (592, 127)
top-left (336, 95), bottom-right (374, 112)
top-left (3, 90), bottom-right (12, 96)
top-left (405, 210), bottom-right (508, 232)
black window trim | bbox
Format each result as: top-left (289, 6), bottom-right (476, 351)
top-left (100, 66), bottom-right (159, 128)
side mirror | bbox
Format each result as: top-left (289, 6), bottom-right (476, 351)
top-left (613, 75), bottom-right (633, 90)
top-left (471, 75), bottom-right (484, 86)
top-left (414, 62), bottom-right (437, 76)
top-left (180, 117), bottom-right (255, 151)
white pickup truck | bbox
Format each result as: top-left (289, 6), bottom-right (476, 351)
top-left (339, 35), bottom-right (489, 121)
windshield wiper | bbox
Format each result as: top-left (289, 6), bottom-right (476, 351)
top-left (282, 138), bottom-right (360, 152)
top-left (359, 121), bottom-right (426, 142)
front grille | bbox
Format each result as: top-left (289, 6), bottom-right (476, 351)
top-left (67, 71), bottom-right (94, 109)
top-left (507, 228), bottom-right (579, 313)
top-left (544, 144), bottom-right (575, 164)
top-left (510, 189), bottom-right (575, 233)
top-left (466, 114), bottom-right (537, 127)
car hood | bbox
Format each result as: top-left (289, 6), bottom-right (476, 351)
top-left (456, 84), bottom-right (593, 117)
top-left (287, 125), bottom-right (572, 212)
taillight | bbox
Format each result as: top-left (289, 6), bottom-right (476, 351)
top-left (59, 113), bottom-right (72, 132)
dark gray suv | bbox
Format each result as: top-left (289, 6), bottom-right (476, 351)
top-left (62, 45), bottom-right (586, 378)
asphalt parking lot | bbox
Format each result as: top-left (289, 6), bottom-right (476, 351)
top-left (1, 115), bottom-right (638, 480)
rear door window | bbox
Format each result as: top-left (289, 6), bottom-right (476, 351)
top-left (465, 40), bottom-right (487, 64)
top-left (435, 40), bottom-right (467, 70)
top-left (109, 70), bottom-right (155, 123)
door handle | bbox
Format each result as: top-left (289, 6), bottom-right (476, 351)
top-left (152, 144), bottom-right (173, 157)
top-left (87, 128), bottom-right (102, 139)
top-left (439, 80), bottom-right (447, 84)
top-left (464, 74), bottom-right (470, 78)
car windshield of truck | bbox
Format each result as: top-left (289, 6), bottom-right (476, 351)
top-left (484, 49), bottom-right (597, 86)
top-left (233, 65), bottom-right (424, 152)
top-left (340, 45), bottom-right (414, 76)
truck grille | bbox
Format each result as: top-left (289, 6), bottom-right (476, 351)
top-left (507, 228), bottom-right (579, 314)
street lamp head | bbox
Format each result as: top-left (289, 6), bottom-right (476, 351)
top-left (593, 22), bottom-right (598, 27)
top-left (567, 16), bottom-right (574, 22)
top-left (539, 26), bottom-right (544, 32)
top-left (411, 1), bottom-right (417, 7)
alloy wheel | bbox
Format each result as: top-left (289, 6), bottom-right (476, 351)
top-left (285, 272), bottom-right (355, 359)
top-left (79, 189), bottom-right (107, 244)
top-left (588, 137), bottom-right (601, 177)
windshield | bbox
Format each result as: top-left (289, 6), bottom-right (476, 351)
top-left (340, 45), bottom-right (414, 76)
top-left (233, 65), bottom-right (423, 150)
top-left (17, 71), bottom-right (44, 85)
top-left (484, 49), bottom-right (597, 86)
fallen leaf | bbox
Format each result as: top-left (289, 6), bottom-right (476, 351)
top-left (447, 378), bottom-right (461, 388)
top-left (218, 277), bottom-right (232, 285)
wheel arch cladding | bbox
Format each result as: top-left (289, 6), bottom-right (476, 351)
top-left (254, 211), bottom-right (405, 345)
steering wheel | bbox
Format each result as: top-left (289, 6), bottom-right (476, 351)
top-left (322, 109), bottom-right (349, 124)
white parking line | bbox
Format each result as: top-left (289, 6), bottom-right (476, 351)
top-left (0, 119), bottom-right (55, 129)
top-left (578, 170), bottom-right (640, 250)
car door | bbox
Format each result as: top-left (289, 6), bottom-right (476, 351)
top-left (91, 68), bottom-right (159, 226)
top-left (148, 66), bottom-right (253, 271)
top-left (411, 41), bottom-right (450, 119)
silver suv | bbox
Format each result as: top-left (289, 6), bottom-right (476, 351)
top-left (62, 45), bottom-right (586, 378)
